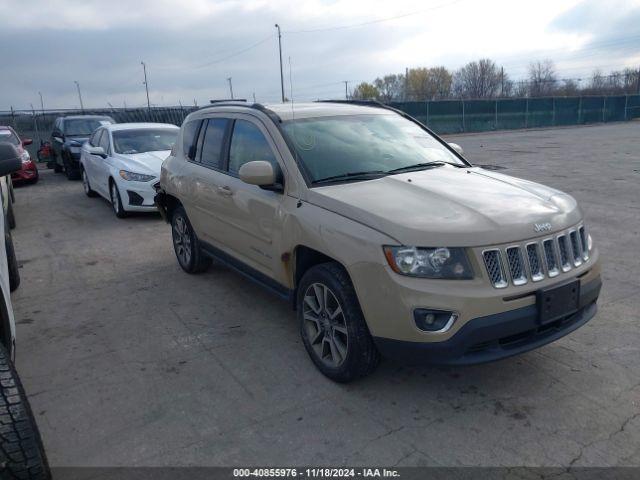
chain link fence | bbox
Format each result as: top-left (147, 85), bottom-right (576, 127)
top-left (2, 94), bottom-right (639, 158)
top-left (391, 94), bottom-right (640, 134)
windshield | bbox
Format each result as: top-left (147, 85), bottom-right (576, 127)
top-left (282, 114), bottom-right (466, 184)
top-left (0, 129), bottom-right (20, 146)
top-left (113, 129), bottom-right (178, 155)
top-left (65, 118), bottom-right (112, 136)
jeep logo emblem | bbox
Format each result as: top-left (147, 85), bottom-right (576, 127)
top-left (534, 222), bottom-right (552, 233)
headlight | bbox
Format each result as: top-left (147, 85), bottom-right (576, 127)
top-left (587, 234), bottom-right (593, 251)
top-left (119, 170), bottom-right (156, 182)
top-left (20, 150), bottom-right (30, 163)
top-left (383, 246), bottom-right (473, 279)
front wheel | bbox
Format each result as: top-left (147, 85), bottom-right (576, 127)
top-left (171, 206), bottom-right (211, 274)
top-left (297, 262), bottom-right (380, 382)
top-left (82, 169), bottom-right (97, 197)
top-left (109, 181), bottom-right (127, 218)
top-left (0, 343), bottom-right (51, 479)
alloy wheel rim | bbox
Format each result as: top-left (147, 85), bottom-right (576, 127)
top-left (172, 216), bottom-right (192, 265)
top-left (303, 282), bottom-right (348, 367)
top-left (110, 184), bottom-right (119, 213)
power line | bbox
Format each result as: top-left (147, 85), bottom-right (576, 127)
top-left (284, 0), bottom-right (466, 34)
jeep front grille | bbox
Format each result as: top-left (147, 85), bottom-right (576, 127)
top-left (482, 224), bottom-right (590, 288)
top-left (483, 250), bottom-right (508, 288)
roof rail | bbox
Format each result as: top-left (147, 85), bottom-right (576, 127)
top-left (204, 101), bottom-right (283, 123)
top-left (210, 99), bottom-right (247, 104)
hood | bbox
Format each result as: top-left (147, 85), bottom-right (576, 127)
top-left (306, 166), bottom-right (582, 247)
top-left (65, 136), bottom-right (89, 146)
top-left (116, 150), bottom-right (170, 176)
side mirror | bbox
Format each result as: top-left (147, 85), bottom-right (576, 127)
top-left (88, 146), bottom-right (107, 158)
top-left (22, 138), bottom-right (33, 146)
top-left (0, 143), bottom-right (23, 176)
top-left (53, 133), bottom-right (64, 142)
top-left (239, 161), bottom-right (277, 187)
top-left (448, 142), bottom-right (464, 155)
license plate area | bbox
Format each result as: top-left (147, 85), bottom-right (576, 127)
top-left (537, 280), bottom-right (580, 325)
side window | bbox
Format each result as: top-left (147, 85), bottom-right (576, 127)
top-left (89, 129), bottom-right (101, 147)
top-left (228, 120), bottom-right (278, 176)
top-left (98, 130), bottom-right (110, 154)
top-left (182, 120), bottom-right (202, 161)
top-left (199, 119), bottom-right (228, 169)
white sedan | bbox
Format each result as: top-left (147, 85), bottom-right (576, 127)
top-left (80, 123), bottom-right (179, 217)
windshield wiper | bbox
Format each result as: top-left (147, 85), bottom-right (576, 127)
top-left (312, 170), bottom-right (387, 185)
top-left (386, 162), bottom-right (447, 174)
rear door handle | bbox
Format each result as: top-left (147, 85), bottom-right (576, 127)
top-left (217, 185), bottom-right (233, 196)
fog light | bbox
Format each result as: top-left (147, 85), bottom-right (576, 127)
top-left (413, 309), bottom-right (457, 332)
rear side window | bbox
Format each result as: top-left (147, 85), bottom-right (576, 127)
top-left (182, 120), bottom-right (202, 161)
top-left (199, 119), bottom-right (228, 169)
top-left (228, 120), bottom-right (277, 176)
top-left (89, 129), bottom-right (101, 147)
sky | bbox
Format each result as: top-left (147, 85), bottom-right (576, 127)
top-left (0, 0), bottom-right (639, 110)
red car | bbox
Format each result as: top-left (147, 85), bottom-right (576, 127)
top-left (0, 126), bottom-right (38, 184)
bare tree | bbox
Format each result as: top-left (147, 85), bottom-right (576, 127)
top-left (373, 74), bottom-right (405, 102)
top-left (452, 59), bottom-right (502, 98)
top-left (528, 60), bottom-right (557, 97)
top-left (557, 78), bottom-right (580, 96)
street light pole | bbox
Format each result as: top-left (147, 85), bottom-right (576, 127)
top-left (141, 61), bottom-right (151, 111)
top-left (227, 77), bottom-right (234, 99)
top-left (38, 92), bottom-right (45, 114)
top-left (343, 81), bottom-right (349, 100)
top-left (74, 81), bottom-right (84, 112)
top-left (275, 24), bottom-right (285, 103)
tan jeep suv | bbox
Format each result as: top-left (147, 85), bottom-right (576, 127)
top-left (156, 101), bottom-right (601, 382)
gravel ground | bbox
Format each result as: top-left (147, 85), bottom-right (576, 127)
top-left (9, 122), bottom-right (640, 467)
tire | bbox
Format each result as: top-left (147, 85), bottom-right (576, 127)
top-left (82, 169), bottom-right (97, 197)
top-left (297, 262), bottom-right (380, 382)
top-left (171, 206), bottom-right (211, 274)
top-left (7, 198), bottom-right (16, 230)
top-left (63, 156), bottom-right (80, 181)
top-left (0, 343), bottom-right (51, 480)
top-left (52, 161), bottom-right (62, 174)
top-left (6, 232), bottom-right (20, 292)
top-left (109, 181), bottom-right (128, 218)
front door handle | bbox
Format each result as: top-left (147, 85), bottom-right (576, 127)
top-left (217, 185), bottom-right (233, 196)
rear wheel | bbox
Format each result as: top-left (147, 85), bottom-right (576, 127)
top-left (109, 181), bottom-right (127, 218)
top-left (297, 262), bottom-right (380, 382)
top-left (171, 206), bottom-right (211, 274)
top-left (0, 343), bottom-right (51, 479)
top-left (82, 169), bottom-right (97, 197)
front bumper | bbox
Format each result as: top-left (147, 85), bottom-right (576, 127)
top-left (11, 163), bottom-right (38, 182)
top-left (374, 275), bottom-right (601, 365)
top-left (115, 177), bottom-right (158, 212)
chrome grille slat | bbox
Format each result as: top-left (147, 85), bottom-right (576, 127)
top-left (579, 226), bottom-right (589, 261)
top-left (483, 250), bottom-right (507, 288)
top-left (526, 243), bottom-right (544, 281)
top-left (569, 230), bottom-right (583, 267)
top-left (557, 235), bottom-right (572, 272)
top-left (506, 247), bottom-right (527, 285)
top-left (543, 239), bottom-right (559, 277)
top-left (482, 224), bottom-right (590, 289)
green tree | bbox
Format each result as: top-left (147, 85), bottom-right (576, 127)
top-left (351, 82), bottom-right (380, 100)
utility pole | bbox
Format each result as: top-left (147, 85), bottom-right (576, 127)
top-left (141, 61), bottom-right (151, 111)
top-left (275, 24), bottom-right (285, 103)
top-left (343, 81), bottom-right (349, 100)
top-left (252, 92), bottom-right (256, 103)
top-left (38, 92), bottom-right (45, 114)
top-left (500, 66), bottom-right (504, 97)
top-left (227, 77), bottom-right (234, 99)
top-left (637, 66), bottom-right (640, 94)
top-left (74, 81), bottom-right (84, 112)
top-left (404, 67), bottom-right (409, 101)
